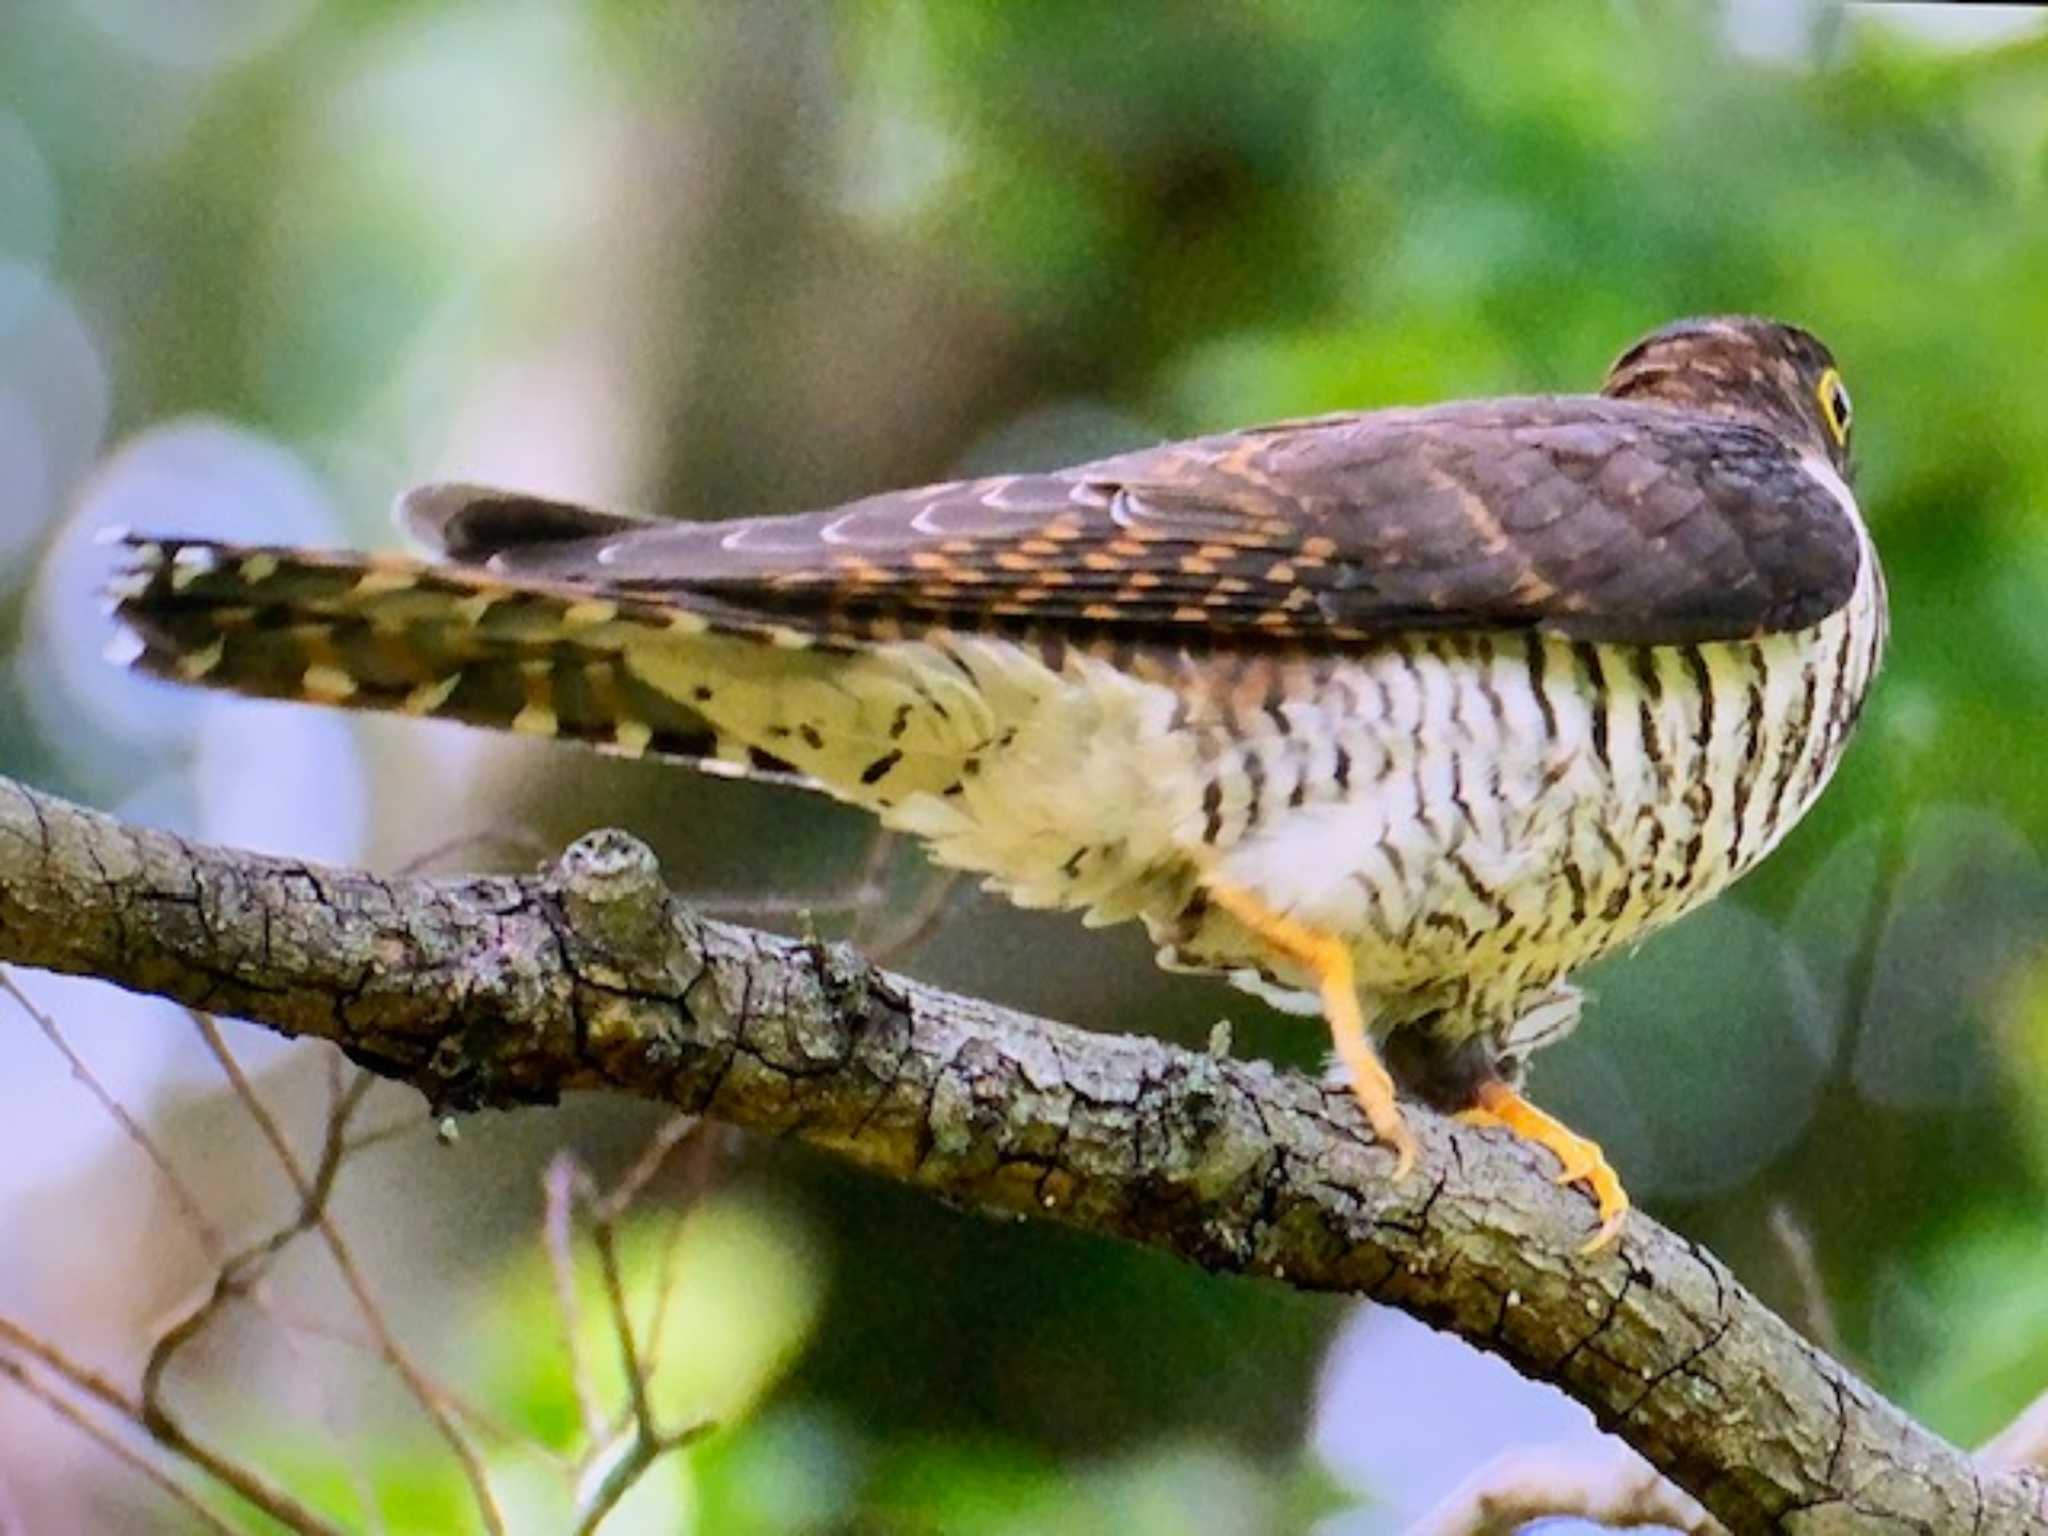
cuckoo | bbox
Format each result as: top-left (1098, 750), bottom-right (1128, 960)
top-left (107, 315), bottom-right (1886, 1250)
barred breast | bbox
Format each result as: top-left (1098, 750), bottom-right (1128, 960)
top-left (1158, 461), bottom-right (1887, 1040)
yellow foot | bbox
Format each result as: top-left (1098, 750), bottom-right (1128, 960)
top-left (1203, 882), bottom-right (1417, 1179)
top-left (1458, 1079), bottom-right (1628, 1253)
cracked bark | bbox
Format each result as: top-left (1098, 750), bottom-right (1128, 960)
top-left (0, 772), bottom-right (2039, 1536)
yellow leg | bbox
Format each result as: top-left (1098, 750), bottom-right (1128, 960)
top-left (1204, 883), bottom-right (1417, 1179)
top-left (1459, 1079), bottom-right (1629, 1252)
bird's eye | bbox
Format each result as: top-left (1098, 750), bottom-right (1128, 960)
top-left (1817, 368), bottom-right (1852, 448)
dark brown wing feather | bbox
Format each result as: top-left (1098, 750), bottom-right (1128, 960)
top-left (405, 396), bottom-right (1861, 647)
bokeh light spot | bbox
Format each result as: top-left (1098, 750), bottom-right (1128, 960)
top-left (0, 111), bottom-right (58, 274)
top-left (1548, 901), bottom-right (1830, 1202)
top-left (0, 263), bottom-right (109, 572)
top-left (21, 417), bottom-right (342, 787)
top-left (67, 0), bottom-right (320, 74)
top-left (1853, 805), bottom-right (2048, 1110)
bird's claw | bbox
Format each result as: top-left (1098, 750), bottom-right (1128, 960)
top-left (1460, 1082), bottom-right (1629, 1253)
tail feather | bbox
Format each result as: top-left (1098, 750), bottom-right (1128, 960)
top-left (108, 536), bottom-right (813, 784)
top-left (106, 531), bottom-right (1206, 933)
top-left (108, 534), bottom-right (1074, 820)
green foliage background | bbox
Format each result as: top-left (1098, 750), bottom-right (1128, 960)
top-left (3, 2), bottom-right (2048, 1531)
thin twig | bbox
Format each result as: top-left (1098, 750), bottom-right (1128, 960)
top-left (636, 1123), bottom-right (725, 1372)
top-left (0, 1352), bottom-right (241, 1536)
top-left (0, 1316), bottom-right (146, 1425)
top-left (570, 1418), bottom-right (714, 1536)
top-left (0, 1315), bottom-right (343, 1534)
top-left (639, 1203), bottom-right (692, 1380)
top-left (342, 1114), bottom-right (422, 1158)
top-left (131, 1057), bottom-right (373, 1535)
top-left (188, 1011), bottom-right (318, 1190)
top-left (393, 828), bottom-right (554, 878)
top-left (322, 1047), bottom-right (347, 1123)
top-left (186, 1017), bottom-right (506, 1536)
top-left (589, 1115), bottom-right (718, 1450)
top-left (844, 831), bottom-right (965, 963)
top-left (1, 971), bottom-right (226, 1264)
top-left (141, 1063), bottom-right (373, 1413)
top-left (1767, 1202), bottom-right (1845, 1361)
top-left (588, 1222), bottom-right (654, 1442)
top-left (689, 886), bottom-right (882, 920)
top-left (697, 825), bottom-right (912, 932)
top-left (255, 1298), bottom-right (568, 1469)
top-left (1408, 1442), bottom-right (1722, 1535)
top-left (544, 1154), bottom-right (607, 1446)
top-left (593, 1115), bottom-right (699, 1224)
top-left (547, 1122), bottom-right (720, 1531)
top-left (865, 868), bottom-right (963, 966)
top-left (847, 830), bottom-right (904, 951)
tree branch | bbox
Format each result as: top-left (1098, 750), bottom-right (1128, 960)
top-left (0, 772), bottom-right (2040, 1535)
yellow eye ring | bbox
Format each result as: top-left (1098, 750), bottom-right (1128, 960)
top-left (1817, 367), bottom-right (1852, 448)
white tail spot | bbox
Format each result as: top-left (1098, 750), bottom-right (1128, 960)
top-left (302, 663), bottom-right (359, 702)
top-left (176, 636), bottom-right (227, 681)
top-left (102, 628), bottom-right (146, 667)
top-left (169, 545), bottom-right (220, 590)
top-left (101, 570), bottom-right (152, 607)
top-left (512, 703), bottom-right (559, 736)
top-left (454, 592), bottom-right (498, 626)
top-left (514, 658), bottom-right (556, 736)
top-left (354, 568), bottom-right (419, 598)
top-left (404, 675), bottom-right (461, 715)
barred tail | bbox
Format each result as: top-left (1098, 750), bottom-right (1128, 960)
top-left (105, 535), bottom-right (815, 785)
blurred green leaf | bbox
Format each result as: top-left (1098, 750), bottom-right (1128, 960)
top-left (479, 1191), bottom-right (825, 1450)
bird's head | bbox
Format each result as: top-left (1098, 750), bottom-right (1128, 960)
top-left (1602, 315), bottom-right (1853, 472)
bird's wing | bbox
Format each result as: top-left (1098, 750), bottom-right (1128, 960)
top-left (403, 395), bottom-right (1862, 648)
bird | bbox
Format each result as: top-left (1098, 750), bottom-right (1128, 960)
top-left (106, 314), bottom-right (1885, 1251)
